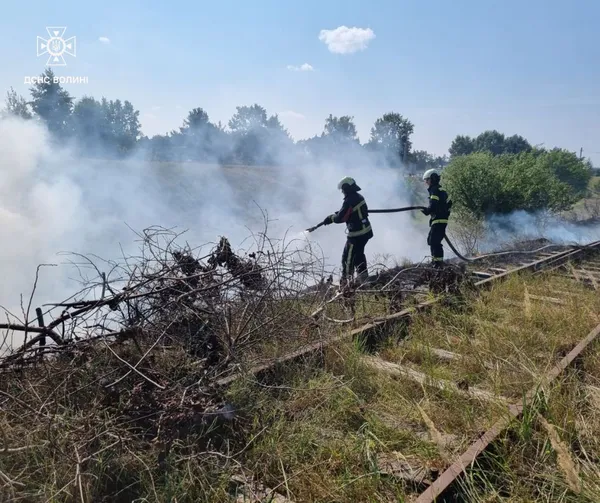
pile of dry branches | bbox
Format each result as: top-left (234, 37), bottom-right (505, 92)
top-left (0, 226), bottom-right (328, 376)
top-left (0, 226), bottom-right (343, 499)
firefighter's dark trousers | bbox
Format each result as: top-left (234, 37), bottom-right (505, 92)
top-left (341, 235), bottom-right (371, 282)
top-left (427, 223), bottom-right (447, 265)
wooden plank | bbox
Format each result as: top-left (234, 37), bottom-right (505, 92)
top-left (581, 265), bottom-right (600, 272)
top-left (470, 271), bottom-right (493, 278)
top-left (573, 268), bottom-right (600, 277)
top-left (556, 273), bottom-right (592, 282)
top-left (502, 295), bottom-right (566, 307)
top-left (543, 289), bottom-right (583, 297)
top-left (527, 294), bottom-right (567, 305)
top-left (417, 346), bottom-right (496, 371)
top-left (363, 356), bottom-right (509, 404)
top-left (423, 347), bottom-right (461, 361)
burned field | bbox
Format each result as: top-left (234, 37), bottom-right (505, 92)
top-left (1, 230), bottom-right (600, 502)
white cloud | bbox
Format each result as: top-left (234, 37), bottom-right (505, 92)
top-left (98, 36), bottom-right (111, 44)
top-left (287, 63), bottom-right (314, 72)
top-left (279, 111), bottom-right (305, 120)
top-left (318, 26), bottom-right (375, 54)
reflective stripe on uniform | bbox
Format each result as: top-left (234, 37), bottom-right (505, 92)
top-left (348, 225), bottom-right (372, 237)
top-left (431, 219), bottom-right (448, 224)
top-left (346, 243), bottom-right (354, 277)
top-left (348, 199), bottom-right (371, 237)
top-left (432, 257), bottom-right (444, 261)
top-left (353, 200), bottom-right (366, 213)
top-left (429, 195), bottom-right (439, 201)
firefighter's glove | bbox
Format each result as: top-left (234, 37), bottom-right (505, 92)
top-left (421, 209), bottom-right (430, 216)
top-left (322, 216), bottom-right (332, 226)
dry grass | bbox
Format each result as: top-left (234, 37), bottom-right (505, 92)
top-left (381, 273), bottom-right (600, 400)
top-left (1, 267), bottom-right (600, 502)
top-left (228, 271), bottom-right (600, 502)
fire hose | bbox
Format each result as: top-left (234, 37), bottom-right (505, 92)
top-left (305, 205), bottom-right (474, 262)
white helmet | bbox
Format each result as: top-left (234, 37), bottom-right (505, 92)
top-left (423, 168), bottom-right (440, 181)
top-left (337, 176), bottom-right (362, 191)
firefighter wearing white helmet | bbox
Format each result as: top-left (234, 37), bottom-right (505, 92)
top-left (421, 169), bottom-right (452, 267)
top-left (321, 176), bottom-right (373, 288)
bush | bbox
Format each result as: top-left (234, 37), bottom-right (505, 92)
top-left (442, 150), bottom-right (591, 219)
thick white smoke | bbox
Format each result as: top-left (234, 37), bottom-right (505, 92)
top-left (0, 116), bottom-right (428, 335)
top-left (3, 114), bottom-right (598, 350)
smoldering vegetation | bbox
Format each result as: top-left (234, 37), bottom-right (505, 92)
top-left (0, 113), bottom-right (427, 337)
top-left (1, 73), bottom-right (600, 502)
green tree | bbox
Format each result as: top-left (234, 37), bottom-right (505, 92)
top-left (323, 114), bottom-right (359, 143)
top-left (449, 135), bottom-right (475, 157)
top-left (502, 153), bottom-right (573, 213)
top-left (100, 98), bottom-right (141, 154)
top-left (29, 68), bottom-right (74, 139)
top-left (3, 87), bottom-right (32, 120)
top-left (367, 112), bottom-right (414, 163)
top-left (536, 148), bottom-right (592, 197)
top-left (409, 150), bottom-right (433, 169)
top-left (72, 96), bottom-right (107, 152)
top-left (71, 96), bottom-right (141, 155)
top-left (503, 134), bottom-right (532, 154)
top-left (473, 130), bottom-right (506, 156)
top-left (443, 153), bottom-right (509, 217)
top-left (449, 130), bottom-right (532, 158)
top-left (228, 104), bottom-right (268, 133)
top-left (442, 151), bottom-right (582, 219)
top-left (145, 133), bottom-right (176, 161)
top-left (181, 107), bottom-right (210, 131)
top-left (177, 107), bottom-right (230, 161)
top-left (297, 114), bottom-right (362, 160)
top-left (227, 104), bottom-right (292, 165)
top-left (121, 100), bottom-right (142, 149)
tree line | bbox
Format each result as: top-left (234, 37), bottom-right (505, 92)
top-left (3, 68), bottom-right (595, 220)
top-left (2, 69), bottom-right (445, 170)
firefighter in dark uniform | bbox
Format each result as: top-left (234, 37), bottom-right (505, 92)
top-left (421, 169), bottom-right (452, 267)
top-left (321, 176), bottom-right (373, 288)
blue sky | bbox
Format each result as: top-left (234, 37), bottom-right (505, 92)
top-left (3, 0), bottom-right (599, 164)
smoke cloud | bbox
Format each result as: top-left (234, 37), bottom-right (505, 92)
top-left (2, 112), bottom-right (599, 349)
top-left (482, 210), bottom-right (600, 250)
top-left (0, 116), bottom-right (427, 330)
